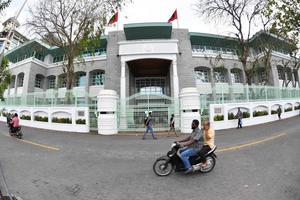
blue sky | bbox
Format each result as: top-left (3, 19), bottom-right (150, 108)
top-left (1, 0), bottom-right (261, 39)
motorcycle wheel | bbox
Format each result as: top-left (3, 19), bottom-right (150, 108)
top-left (199, 156), bottom-right (216, 173)
top-left (153, 157), bottom-right (173, 176)
top-left (17, 132), bottom-right (22, 139)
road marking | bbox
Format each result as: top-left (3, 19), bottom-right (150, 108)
top-left (217, 133), bottom-right (286, 153)
top-left (19, 139), bottom-right (60, 151)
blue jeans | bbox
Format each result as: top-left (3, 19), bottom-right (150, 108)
top-left (143, 126), bottom-right (156, 139)
top-left (179, 147), bottom-right (198, 169)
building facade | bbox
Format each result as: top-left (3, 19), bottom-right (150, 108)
top-left (3, 22), bottom-right (300, 131)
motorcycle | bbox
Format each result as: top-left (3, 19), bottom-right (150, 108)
top-left (7, 117), bottom-right (23, 139)
top-left (153, 142), bottom-right (217, 176)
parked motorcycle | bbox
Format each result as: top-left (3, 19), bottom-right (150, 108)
top-left (7, 116), bottom-right (23, 139)
top-left (153, 142), bottom-right (217, 176)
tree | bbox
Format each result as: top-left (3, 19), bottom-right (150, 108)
top-left (0, 58), bottom-right (11, 100)
top-left (0, 0), bottom-right (11, 12)
top-left (265, 0), bottom-right (300, 38)
top-left (27, 0), bottom-right (127, 90)
top-left (195, 0), bottom-right (267, 85)
top-left (0, 0), bottom-right (11, 100)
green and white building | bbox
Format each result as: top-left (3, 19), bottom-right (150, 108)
top-left (1, 22), bottom-right (300, 134)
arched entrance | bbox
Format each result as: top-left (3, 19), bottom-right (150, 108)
top-left (119, 58), bottom-right (178, 131)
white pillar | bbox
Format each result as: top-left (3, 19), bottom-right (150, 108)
top-left (179, 87), bottom-right (201, 133)
top-left (97, 90), bottom-right (119, 135)
top-left (172, 59), bottom-right (180, 130)
top-left (119, 60), bottom-right (127, 129)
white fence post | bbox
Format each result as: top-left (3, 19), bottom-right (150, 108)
top-left (97, 90), bottom-right (119, 135)
top-left (179, 87), bottom-right (201, 133)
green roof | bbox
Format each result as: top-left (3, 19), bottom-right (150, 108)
top-left (5, 36), bottom-right (108, 62)
top-left (5, 40), bottom-right (49, 62)
top-left (249, 31), bottom-right (296, 52)
top-left (189, 32), bottom-right (238, 49)
top-left (124, 22), bottom-right (172, 40)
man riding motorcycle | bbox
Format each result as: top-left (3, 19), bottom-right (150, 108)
top-left (10, 113), bottom-right (20, 134)
top-left (177, 119), bottom-right (203, 174)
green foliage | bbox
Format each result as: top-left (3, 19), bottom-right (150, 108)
top-left (0, 0), bottom-right (11, 12)
top-left (1, 112), bottom-right (9, 117)
top-left (284, 107), bottom-right (292, 112)
top-left (242, 112), bottom-right (250, 118)
top-left (52, 117), bottom-right (72, 124)
top-left (214, 115), bottom-right (224, 121)
top-left (20, 115), bottom-right (31, 120)
top-left (265, 0), bottom-right (300, 38)
top-left (271, 110), bottom-right (278, 115)
top-left (294, 105), bottom-right (300, 110)
top-left (228, 112), bottom-right (250, 120)
top-left (201, 108), bottom-right (209, 116)
top-left (76, 119), bottom-right (86, 125)
top-left (0, 57), bottom-right (12, 100)
top-left (34, 116), bottom-right (48, 122)
top-left (253, 111), bottom-right (268, 117)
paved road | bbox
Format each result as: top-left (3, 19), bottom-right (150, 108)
top-left (0, 117), bottom-right (299, 200)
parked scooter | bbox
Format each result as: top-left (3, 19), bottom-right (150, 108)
top-left (7, 116), bottom-right (23, 139)
top-left (153, 142), bottom-right (217, 176)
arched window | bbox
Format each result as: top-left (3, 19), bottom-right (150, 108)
top-left (47, 76), bottom-right (56, 89)
top-left (214, 68), bottom-right (227, 83)
top-left (194, 67), bottom-right (210, 83)
top-left (35, 74), bottom-right (45, 88)
top-left (75, 72), bottom-right (86, 87)
top-left (277, 66), bottom-right (284, 80)
top-left (230, 68), bottom-right (242, 83)
top-left (91, 71), bottom-right (105, 86)
top-left (17, 73), bottom-right (24, 87)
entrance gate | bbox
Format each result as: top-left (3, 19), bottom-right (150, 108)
top-left (119, 93), bottom-right (176, 132)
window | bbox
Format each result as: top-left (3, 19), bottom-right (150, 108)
top-left (53, 55), bottom-right (64, 63)
top-left (17, 75), bottom-right (24, 87)
top-left (35, 76), bottom-right (42, 88)
top-left (231, 70), bottom-right (242, 83)
top-left (59, 77), bottom-right (67, 88)
top-left (75, 73), bottom-right (86, 87)
top-left (258, 70), bottom-right (266, 84)
top-left (195, 68), bottom-right (210, 83)
top-left (277, 67), bottom-right (285, 80)
top-left (214, 69), bottom-right (227, 83)
top-left (91, 72), bottom-right (105, 86)
top-left (135, 78), bottom-right (166, 95)
top-left (48, 77), bottom-right (56, 89)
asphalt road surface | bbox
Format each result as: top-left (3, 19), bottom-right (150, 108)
top-left (0, 117), bottom-right (299, 200)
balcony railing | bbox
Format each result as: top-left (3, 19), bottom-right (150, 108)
top-left (192, 45), bottom-right (237, 55)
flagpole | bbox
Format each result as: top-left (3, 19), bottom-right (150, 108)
top-left (176, 9), bottom-right (179, 28)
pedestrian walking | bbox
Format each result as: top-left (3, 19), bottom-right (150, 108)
top-left (277, 106), bottom-right (282, 120)
top-left (236, 108), bottom-right (243, 129)
top-left (142, 112), bottom-right (157, 140)
top-left (168, 114), bottom-right (178, 137)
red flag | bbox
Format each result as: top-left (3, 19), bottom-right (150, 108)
top-left (108, 12), bottom-right (118, 25)
top-left (168, 9), bottom-right (178, 23)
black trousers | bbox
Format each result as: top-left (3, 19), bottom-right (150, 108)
top-left (238, 119), bottom-right (242, 128)
top-left (198, 145), bottom-right (212, 162)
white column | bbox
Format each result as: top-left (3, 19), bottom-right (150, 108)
top-left (179, 87), bottom-right (201, 133)
top-left (172, 59), bottom-right (180, 130)
top-left (97, 90), bottom-right (119, 135)
top-left (119, 60), bottom-right (127, 129)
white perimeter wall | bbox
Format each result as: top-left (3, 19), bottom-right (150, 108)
top-left (210, 99), bottom-right (300, 130)
top-left (0, 106), bottom-right (90, 133)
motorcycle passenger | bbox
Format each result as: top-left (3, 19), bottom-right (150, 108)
top-left (177, 119), bottom-right (203, 174)
top-left (10, 113), bottom-right (20, 133)
top-left (199, 121), bottom-right (215, 167)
